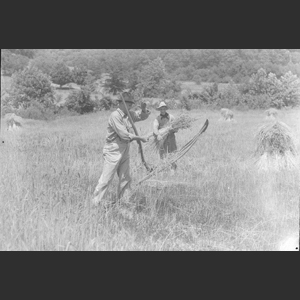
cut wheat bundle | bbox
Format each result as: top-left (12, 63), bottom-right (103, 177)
top-left (147, 113), bottom-right (198, 154)
top-left (254, 121), bottom-right (298, 171)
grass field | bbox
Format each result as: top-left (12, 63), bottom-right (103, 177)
top-left (0, 107), bottom-right (299, 251)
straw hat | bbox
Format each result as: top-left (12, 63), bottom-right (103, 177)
top-left (156, 101), bottom-right (168, 111)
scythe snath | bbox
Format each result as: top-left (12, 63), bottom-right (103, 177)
top-left (119, 92), bottom-right (153, 172)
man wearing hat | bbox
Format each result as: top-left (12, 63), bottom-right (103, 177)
top-left (153, 101), bottom-right (178, 171)
top-left (92, 92), bottom-right (151, 208)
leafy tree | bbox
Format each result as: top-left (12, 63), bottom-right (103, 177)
top-left (50, 62), bottom-right (73, 88)
top-left (65, 87), bottom-right (96, 114)
top-left (193, 74), bottom-right (202, 85)
top-left (30, 51), bottom-right (58, 75)
top-left (1, 49), bottom-right (30, 76)
top-left (279, 71), bottom-right (300, 107)
top-left (248, 68), bottom-right (269, 95)
top-left (127, 70), bottom-right (140, 92)
top-left (99, 96), bottom-right (115, 111)
top-left (160, 79), bottom-right (182, 98)
top-left (103, 72), bottom-right (126, 95)
top-left (242, 68), bottom-right (300, 108)
top-left (6, 49), bottom-right (36, 59)
top-left (137, 57), bottom-right (168, 97)
top-left (25, 49), bottom-right (300, 84)
top-left (219, 80), bottom-right (241, 107)
top-left (9, 67), bottom-right (54, 109)
top-left (199, 83), bottom-right (220, 105)
top-left (72, 66), bottom-right (89, 86)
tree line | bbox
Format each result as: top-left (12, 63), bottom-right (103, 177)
top-left (1, 49), bottom-right (300, 120)
top-left (2, 49), bottom-right (300, 83)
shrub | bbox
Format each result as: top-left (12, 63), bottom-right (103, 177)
top-left (1, 50), bottom-right (30, 76)
top-left (16, 100), bottom-right (55, 120)
top-left (160, 80), bottom-right (182, 98)
top-left (241, 94), bottom-right (272, 109)
top-left (280, 71), bottom-right (300, 107)
top-left (217, 81), bottom-right (241, 108)
top-left (188, 99), bottom-right (204, 110)
top-left (192, 74), bottom-right (202, 85)
top-left (244, 68), bottom-right (300, 109)
top-left (65, 89), bottom-right (96, 114)
top-left (54, 106), bottom-right (79, 118)
top-left (198, 83), bottom-right (220, 105)
top-left (1, 93), bottom-right (15, 114)
top-left (71, 67), bottom-right (89, 86)
top-left (50, 62), bottom-right (73, 88)
top-left (99, 96), bottom-right (115, 111)
top-left (190, 92), bottom-right (202, 100)
top-left (248, 68), bottom-right (269, 95)
top-left (9, 67), bottom-right (55, 109)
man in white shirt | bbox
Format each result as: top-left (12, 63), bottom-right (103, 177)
top-left (92, 92), bottom-right (151, 208)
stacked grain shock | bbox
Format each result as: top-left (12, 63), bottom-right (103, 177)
top-left (148, 113), bottom-right (198, 154)
top-left (254, 121), bottom-right (298, 171)
top-left (265, 108), bottom-right (279, 120)
top-left (220, 108), bottom-right (236, 122)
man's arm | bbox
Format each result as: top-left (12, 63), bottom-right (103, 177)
top-left (130, 102), bottom-right (151, 123)
top-left (109, 113), bottom-right (148, 143)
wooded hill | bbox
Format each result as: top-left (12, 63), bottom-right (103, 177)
top-left (2, 49), bottom-right (300, 83)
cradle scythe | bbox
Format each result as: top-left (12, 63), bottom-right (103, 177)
top-left (119, 93), bottom-right (153, 172)
top-left (117, 119), bottom-right (209, 204)
top-left (136, 119), bottom-right (209, 185)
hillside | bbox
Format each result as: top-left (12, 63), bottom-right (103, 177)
top-left (2, 49), bottom-right (300, 83)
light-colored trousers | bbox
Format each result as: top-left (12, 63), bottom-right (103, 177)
top-left (93, 140), bottom-right (132, 204)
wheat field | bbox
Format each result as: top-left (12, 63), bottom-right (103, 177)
top-left (0, 108), bottom-right (299, 251)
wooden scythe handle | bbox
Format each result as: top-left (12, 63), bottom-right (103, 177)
top-left (120, 93), bottom-right (152, 172)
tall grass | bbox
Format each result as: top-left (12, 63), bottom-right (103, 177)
top-left (0, 109), bottom-right (299, 251)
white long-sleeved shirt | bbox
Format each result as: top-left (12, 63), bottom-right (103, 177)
top-left (105, 108), bottom-right (151, 143)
